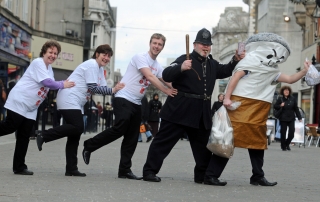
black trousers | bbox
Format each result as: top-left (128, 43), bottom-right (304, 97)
top-left (143, 119), bottom-right (212, 182)
top-left (0, 109), bottom-right (34, 172)
top-left (148, 121), bottom-right (159, 137)
top-left (280, 120), bottom-right (295, 149)
top-left (206, 149), bottom-right (265, 181)
top-left (42, 109), bottom-right (83, 172)
top-left (84, 98), bottom-right (141, 174)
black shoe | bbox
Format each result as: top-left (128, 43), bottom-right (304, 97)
top-left (250, 177), bottom-right (277, 186)
top-left (118, 172), bottom-right (142, 180)
top-left (194, 180), bottom-right (203, 184)
top-left (204, 177), bottom-right (227, 186)
top-left (146, 136), bottom-right (153, 142)
top-left (65, 170), bottom-right (86, 177)
top-left (281, 148), bottom-right (287, 151)
top-left (143, 173), bottom-right (161, 182)
top-left (36, 133), bottom-right (44, 151)
top-left (82, 149), bottom-right (91, 165)
top-left (286, 146), bottom-right (291, 151)
top-left (14, 169), bottom-right (34, 175)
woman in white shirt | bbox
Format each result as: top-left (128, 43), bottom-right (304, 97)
top-left (0, 40), bottom-right (75, 175)
top-left (36, 44), bottom-right (124, 177)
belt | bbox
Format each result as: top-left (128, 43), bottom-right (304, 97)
top-left (177, 92), bottom-right (211, 100)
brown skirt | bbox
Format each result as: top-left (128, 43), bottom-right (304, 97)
top-left (227, 95), bottom-right (270, 150)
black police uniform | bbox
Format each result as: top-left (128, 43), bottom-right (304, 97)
top-left (143, 28), bottom-right (239, 182)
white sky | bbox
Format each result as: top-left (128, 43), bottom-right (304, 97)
top-left (109, 0), bottom-right (249, 75)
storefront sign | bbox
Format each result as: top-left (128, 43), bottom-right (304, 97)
top-left (0, 15), bottom-right (31, 62)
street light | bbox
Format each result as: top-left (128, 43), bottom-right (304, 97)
top-left (284, 16), bottom-right (291, 22)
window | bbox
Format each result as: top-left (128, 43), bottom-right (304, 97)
top-left (91, 34), bottom-right (98, 49)
top-left (22, 0), bottom-right (28, 22)
top-left (5, 0), bottom-right (13, 11)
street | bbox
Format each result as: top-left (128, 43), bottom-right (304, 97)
top-left (0, 130), bottom-right (319, 202)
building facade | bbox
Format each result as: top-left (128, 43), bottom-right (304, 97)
top-left (290, 0), bottom-right (320, 125)
top-left (83, 0), bottom-right (117, 104)
top-left (211, 7), bottom-right (249, 104)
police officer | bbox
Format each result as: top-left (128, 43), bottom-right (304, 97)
top-left (142, 28), bottom-right (245, 185)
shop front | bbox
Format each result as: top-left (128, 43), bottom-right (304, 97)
top-left (0, 12), bottom-right (32, 91)
top-left (299, 43), bottom-right (317, 125)
top-left (0, 10), bottom-right (32, 121)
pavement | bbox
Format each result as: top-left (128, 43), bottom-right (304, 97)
top-left (0, 127), bottom-right (319, 202)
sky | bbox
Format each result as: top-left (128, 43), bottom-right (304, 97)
top-left (109, 0), bottom-right (249, 75)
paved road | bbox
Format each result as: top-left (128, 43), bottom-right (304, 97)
top-left (0, 130), bottom-right (319, 202)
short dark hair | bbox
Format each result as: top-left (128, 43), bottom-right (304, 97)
top-left (217, 93), bottom-right (224, 100)
top-left (279, 86), bottom-right (292, 96)
top-left (92, 44), bottom-right (113, 59)
top-left (39, 40), bottom-right (61, 57)
top-left (150, 33), bottom-right (166, 46)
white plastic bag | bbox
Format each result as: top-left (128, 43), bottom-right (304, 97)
top-left (207, 106), bottom-right (234, 158)
top-left (305, 64), bottom-right (320, 86)
top-left (226, 101), bottom-right (241, 111)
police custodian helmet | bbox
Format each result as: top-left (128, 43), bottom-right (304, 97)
top-left (194, 28), bottom-right (212, 45)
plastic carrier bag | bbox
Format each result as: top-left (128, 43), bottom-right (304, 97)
top-left (305, 64), bottom-right (320, 86)
top-left (207, 106), bottom-right (234, 158)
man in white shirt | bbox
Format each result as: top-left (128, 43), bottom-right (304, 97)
top-left (83, 33), bottom-right (177, 179)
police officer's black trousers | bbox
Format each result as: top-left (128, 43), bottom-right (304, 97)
top-left (206, 149), bottom-right (265, 181)
top-left (42, 109), bottom-right (83, 172)
top-left (0, 109), bottom-right (34, 172)
top-left (143, 119), bottom-right (212, 182)
top-left (84, 98), bottom-right (141, 175)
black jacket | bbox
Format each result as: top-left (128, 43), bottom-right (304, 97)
top-left (211, 101), bottom-right (223, 117)
top-left (274, 96), bottom-right (302, 122)
top-left (148, 95), bottom-right (162, 122)
top-left (160, 50), bottom-right (238, 130)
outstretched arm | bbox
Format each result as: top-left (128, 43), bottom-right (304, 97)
top-left (140, 68), bottom-right (177, 97)
top-left (41, 79), bottom-right (75, 89)
top-left (223, 71), bottom-right (246, 107)
top-left (277, 61), bottom-right (310, 83)
top-left (87, 82), bottom-right (125, 95)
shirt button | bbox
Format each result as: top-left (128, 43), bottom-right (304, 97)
top-left (204, 89), bottom-right (207, 91)
top-left (204, 84), bottom-right (206, 86)
top-left (205, 80), bottom-right (206, 82)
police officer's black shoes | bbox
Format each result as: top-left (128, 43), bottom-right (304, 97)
top-left (14, 169), bottom-right (34, 175)
top-left (143, 173), bottom-right (161, 182)
top-left (286, 146), bottom-right (291, 151)
top-left (82, 149), bottom-right (91, 165)
top-left (118, 172), bottom-right (142, 180)
top-left (36, 133), bottom-right (44, 151)
top-left (250, 177), bottom-right (277, 186)
top-left (203, 177), bottom-right (227, 186)
top-left (65, 170), bottom-right (86, 177)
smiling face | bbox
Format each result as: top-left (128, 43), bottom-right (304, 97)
top-left (194, 42), bottom-right (211, 57)
top-left (42, 46), bottom-right (58, 67)
top-left (148, 38), bottom-right (164, 59)
top-left (95, 52), bottom-right (111, 67)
